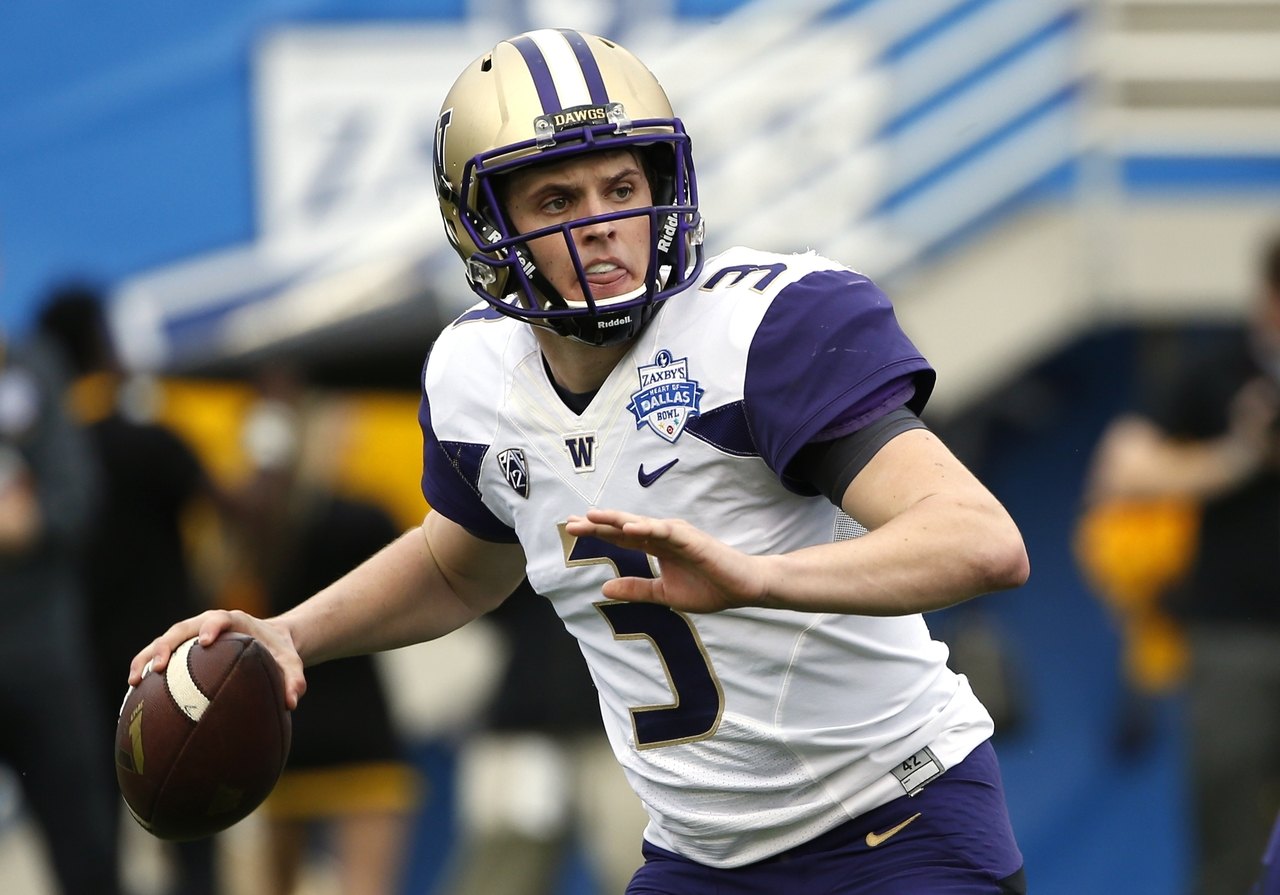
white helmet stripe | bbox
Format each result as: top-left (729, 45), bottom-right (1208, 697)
top-left (525, 29), bottom-right (593, 109)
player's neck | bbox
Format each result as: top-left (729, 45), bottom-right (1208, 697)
top-left (534, 326), bottom-right (631, 394)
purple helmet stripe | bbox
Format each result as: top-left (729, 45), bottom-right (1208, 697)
top-left (557, 29), bottom-right (609, 105)
top-left (509, 35), bottom-right (561, 113)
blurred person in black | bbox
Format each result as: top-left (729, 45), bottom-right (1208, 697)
top-left (0, 317), bottom-right (121, 895)
top-left (1086, 232), bottom-right (1280, 895)
top-left (233, 367), bottom-right (421, 895)
top-left (440, 579), bottom-right (648, 895)
top-left (37, 283), bottom-right (226, 895)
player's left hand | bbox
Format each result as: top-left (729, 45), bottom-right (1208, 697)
top-left (564, 508), bottom-right (768, 613)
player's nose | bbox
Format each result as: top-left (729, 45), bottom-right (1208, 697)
top-left (575, 216), bottom-right (615, 243)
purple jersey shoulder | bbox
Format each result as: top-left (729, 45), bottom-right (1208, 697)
top-left (743, 267), bottom-right (934, 476)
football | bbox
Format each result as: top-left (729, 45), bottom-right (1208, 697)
top-left (115, 633), bottom-right (291, 840)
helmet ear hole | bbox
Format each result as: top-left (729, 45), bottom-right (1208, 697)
top-left (638, 145), bottom-right (676, 207)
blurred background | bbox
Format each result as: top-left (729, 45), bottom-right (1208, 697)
top-left (2, 0), bottom-right (1279, 893)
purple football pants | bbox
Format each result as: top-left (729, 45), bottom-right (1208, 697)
top-left (626, 739), bottom-right (1025, 895)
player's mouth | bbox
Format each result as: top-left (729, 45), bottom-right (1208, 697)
top-left (583, 260), bottom-right (632, 297)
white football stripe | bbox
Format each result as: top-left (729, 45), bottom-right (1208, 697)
top-left (526, 29), bottom-right (592, 109)
top-left (166, 637), bottom-right (211, 722)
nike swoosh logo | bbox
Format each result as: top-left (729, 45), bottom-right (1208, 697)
top-left (864, 812), bottom-right (921, 848)
top-left (638, 459), bottom-right (679, 487)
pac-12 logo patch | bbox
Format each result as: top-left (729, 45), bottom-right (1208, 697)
top-left (497, 448), bottom-right (529, 498)
top-left (627, 350), bottom-right (703, 443)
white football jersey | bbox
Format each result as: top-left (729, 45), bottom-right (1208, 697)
top-left (420, 246), bottom-right (994, 867)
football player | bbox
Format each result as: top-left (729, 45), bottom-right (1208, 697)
top-left (134, 29), bottom-right (1030, 894)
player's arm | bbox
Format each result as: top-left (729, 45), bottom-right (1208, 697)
top-left (279, 508), bottom-right (525, 663)
top-left (129, 510), bottom-right (526, 708)
top-left (788, 425), bottom-right (1030, 614)
top-left (567, 426), bottom-right (1028, 617)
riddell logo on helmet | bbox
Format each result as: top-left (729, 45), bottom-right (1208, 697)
top-left (657, 214), bottom-right (679, 253)
top-left (480, 226), bottom-right (535, 280)
top-left (598, 315), bottom-right (633, 328)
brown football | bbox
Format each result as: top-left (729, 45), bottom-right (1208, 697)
top-left (115, 633), bottom-right (291, 840)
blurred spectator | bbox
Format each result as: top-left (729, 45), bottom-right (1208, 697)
top-left (0, 320), bottom-right (121, 895)
top-left (234, 368), bottom-right (422, 895)
top-left (1084, 232), bottom-right (1280, 895)
top-left (38, 282), bottom-right (227, 895)
top-left (440, 580), bottom-right (648, 895)
top-left (1074, 491), bottom-right (1196, 759)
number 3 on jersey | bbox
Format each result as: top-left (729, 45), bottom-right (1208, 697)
top-left (561, 527), bottom-right (724, 750)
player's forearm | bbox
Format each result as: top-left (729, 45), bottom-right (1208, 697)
top-left (759, 496), bottom-right (1028, 616)
top-left (276, 523), bottom-right (497, 666)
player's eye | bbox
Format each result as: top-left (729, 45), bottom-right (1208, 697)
top-left (542, 196), bottom-right (570, 214)
top-left (612, 184), bottom-right (634, 202)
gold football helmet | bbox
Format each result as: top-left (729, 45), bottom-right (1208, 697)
top-left (432, 29), bottom-right (704, 345)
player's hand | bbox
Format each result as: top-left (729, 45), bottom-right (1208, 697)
top-left (128, 610), bottom-right (307, 709)
top-left (564, 508), bottom-right (769, 613)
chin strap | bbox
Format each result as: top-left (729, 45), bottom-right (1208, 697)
top-left (553, 305), bottom-right (650, 347)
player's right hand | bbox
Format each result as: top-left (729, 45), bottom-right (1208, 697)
top-left (128, 609), bottom-right (308, 710)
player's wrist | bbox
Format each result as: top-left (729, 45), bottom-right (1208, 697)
top-left (263, 612), bottom-right (308, 666)
top-left (751, 553), bottom-right (790, 611)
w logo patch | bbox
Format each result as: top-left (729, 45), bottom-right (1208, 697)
top-left (563, 434), bottom-right (597, 473)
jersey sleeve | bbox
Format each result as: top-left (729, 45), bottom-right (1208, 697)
top-left (418, 384), bottom-right (518, 544)
top-left (743, 268), bottom-right (934, 486)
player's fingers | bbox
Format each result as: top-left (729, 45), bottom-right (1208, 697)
top-left (244, 620), bottom-right (307, 709)
top-left (622, 517), bottom-right (677, 542)
top-left (271, 660), bottom-right (307, 710)
top-left (129, 637), bottom-right (178, 685)
top-left (601, 576), bottom-right (662, 603)
top-left (213, 611), bottom-right (307, 709)
top-left (245, 615), bottom-right (307, 709)
top-left (128, 617), bottom-right (204, 682)
top-left (127, 647), bottom-right (159, 687)
top-left (284, 671), bottom-right (307, 711)
top-left (584, 507), bottom-right (649, 529)
top-left (617, 519), bottom-right (705, 563)
top-left (129, 608), bottom-right (244, 683)
top-left (572, 512), bottom-right (699, 562)
top-left (563, 514), bottom-right (605, 537)
top-left (196, 610), bottom-right (239, 646)
top-left (566, 512), bottom-right (647, 546)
